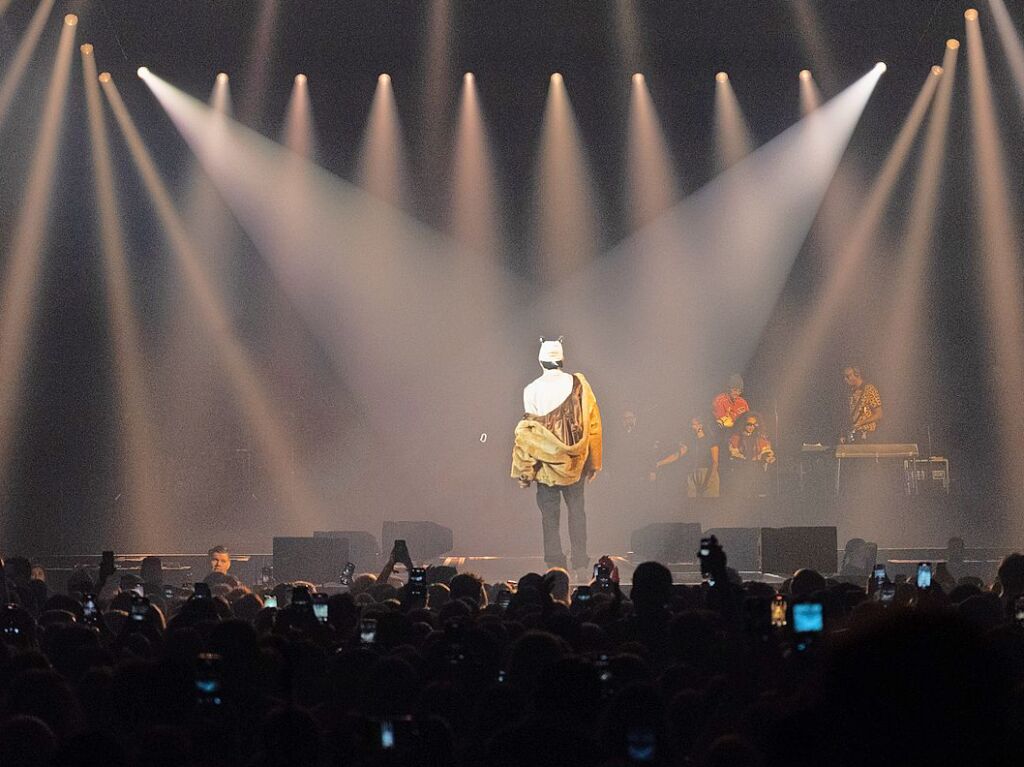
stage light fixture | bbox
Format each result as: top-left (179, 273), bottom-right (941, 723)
top-left (99, 72), bottom-right (111, 83)
top-left (965, 8), bottom-right (978, 21)
top-left (932, 65), bottom-right (944, 76)
top-left (137, 66), bottom-right (150, 78)
top-left (80, 43), bottom-right (93, 55)
top-left (378, 73), bottom-right (391, 84)
top-left (632, 72), bottom-right (644, 84)
top-left (947, 39), bottom-right (960, 50)
top-left (875, 62), bottom-right (887, 73)
top-left (295, 73), bottom-right (307, 84)
top-left (716, 71), bottom-right (729, 83)
top-left (551, 72), bottom-right (563, 84)
top-left (64, 13), bottom-right (77, 25)
top-left (799, 69), bottom-right (812, 81)
top-left (216, 72), bottom-right (228, 83)
top-left (464, 72), bottom-right (474, 82)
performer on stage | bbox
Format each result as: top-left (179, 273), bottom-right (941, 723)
top-left (686, 416), bottom-right (720, 498)
top-left (842, 365), bottom-right (883, 442)
top-left (712, 373), bottom-right (750, 430)
top-left (728, 412), bottom-right (776, 497)
top-left (511, 338), bottom-right (602, 575)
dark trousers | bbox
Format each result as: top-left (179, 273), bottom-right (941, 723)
top-left (536, 479), bottom-right (588, 570)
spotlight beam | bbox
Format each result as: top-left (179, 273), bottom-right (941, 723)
top-left (81, 46), bottom-right (166, 545)
top-left (775, 66), bottom-right (942, 408)
top-left (101, 75), bottom-right (323, 528)
top-left (881, 42), bottom-right (958, 434)
top-left (965, 10), bottom-right (1024, 510)
top-left (0, 0), bottom-right (58, 132)
top-left (714, 72), bottom-right (754, 170)
top-left (0, 15), bottom-right (76, 482)
top-left (987, 0), bottom-right (1024, 110)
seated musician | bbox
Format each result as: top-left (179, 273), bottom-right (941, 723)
top-left (728, 412), bottom-right (775, 497)
top-left (842, 365), bottom-right (883, 443)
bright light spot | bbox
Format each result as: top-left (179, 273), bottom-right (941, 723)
top-left (216, 72), bottom-right (229, 83)
top-left (551, 72), bottom-right (563, 84)
top-left (99, 72), bottom-right (111, 83)
top-left (947, 39), bottom-right (960, 50)
top-left (875, 62), bottom-right (887, 73)
top-left (716, 71), bottom-right (729, 83)
top-left (378, 73), bottom-right (391, 85)
top-left (464, 72), bottom-right (474, 82)
top-left (799, 69), bottom-right (812, 81)
top-left (632, 72), bottom-right (645, 84)
top-left (137, 66), bottom-right (150, 79)
top-left (295, 73), bottom-right (307, 84)
top-left (965, 8), bottom-right (979, 21)
top-left (932, 65), bottom-right (944, 76)
top-left (80, 43), bottom-right (93, 55)
top-left (64, 13), bottom-right (77, 26)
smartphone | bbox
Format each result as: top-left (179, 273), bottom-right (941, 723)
top-left (408, 567), bottom-right (427, 598)
top-left (312, 593), bottom-right (329, 623)
top-left (879, 582), bottom-right (896, 603)
top-left (193, 582), bottom-right (211, 600)
top-left (497, 589), bottom-right (512, 608)
top-left (360, 617), bottom-right (378, 644)
top-left (393, 539), bottom-right (410, 563)
top-left (770, 594), bottom-right (787, 628)
top-left (82, 594), bottom-right (99, 622)
top-left (1015, 595), bottom-right (1024, 627)
top-left (260, 566), bottom-right (274, 585)
top-left (162, 585), bottom-right (175, 600)
top-left (379, 720), bottom-right (395, 750)
top-left (699, 537), bottom-right (712, 558)
top-left (594, 564), bottom-right (611, 589)
top-left (263, 594), bottom-right (278, 609)
top-left (130, 594), bottom-right (149, 622)
top-left (195, 653), bottom-right (223, 706)
top-left (872, 564), bottom-right (887, 585)
top-left (792, 602), bottom-right (824, 634)
top-left (291, 585), bottom-right (312, 606)
top-left (626, 727), bottom-right (657, 763)
top-left (916, 562), bottom-right (932, 589)
top-left (339, 562), bottom-right (356, 586)
top-left (574, 585), bottom-right (592, 603)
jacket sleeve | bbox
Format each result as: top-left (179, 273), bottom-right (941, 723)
top-left (587, 397), bottom-right (602, 473)
top-left (511, 423), bottom-right (539, 481)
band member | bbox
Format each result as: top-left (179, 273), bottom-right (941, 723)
top-left (511, 337), bottom-right (602, 575)
top-left (728, 412), bottom-right (776, 497)
top-left (687, 417), bottom-right (720, 498)
top-left (842, 365), bottom-right (883, 442)
top-left (712, 373), bottom-right (750, 430)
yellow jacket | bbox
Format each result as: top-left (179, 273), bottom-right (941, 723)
top-left (511, 373), bottom-right (602, 487)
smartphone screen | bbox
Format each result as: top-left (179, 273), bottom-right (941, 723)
top-left (916, 562), bottom-right (932, 589)
top-left (880, 583), bottom-right (896, 603)
top-left (82, 595), bottom-right (98, 621)
top-left (792, 602), bottom-right (824, 633)
top-left (699, 537), bottom-right (711, 558)
top-left (1015, 596), bottom-right (1024, 627)
top-left (360, 618), bottom-right (377, 644)
top-left (312, 594), bottom-right (328, 623)
top-left (770, 595), bottom-right (787, 627)
top-left (130, 596), bottom-right (149, 621)
top-left (163, 585), bottom-right (174, 600)
top-left (872, 564), bottom-right (887, 584)
top-left (497, 590), bottom-right (512, 608)
top-left (575, 585), bottom-right (592, 603)
top-left (291, 585), bottom-right (312, 606)
top-left (379, 720), bottom-right (395, 750)
top-left (263, 594), bottom-right (278, 609)
top-left (340, 562), bottom-right (356, 586)
top-left (193, 582), bottom-right (211, 600)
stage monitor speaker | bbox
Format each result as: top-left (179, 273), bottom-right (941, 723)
top-left (381, 521), bottom-right (454, 561)
top-left (630, 522), bottom-right (702, 564)
top-left (312, 530), bottom-right (380, 571)
top-left (273, 537), bottom-right (350, 585)
top-left (760, 526), bottom-right (837, 576)
top-left (705, 527), bottom-right (761, 572)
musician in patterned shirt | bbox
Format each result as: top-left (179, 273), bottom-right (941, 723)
top-left (842, 366), bottom-right (883, 443)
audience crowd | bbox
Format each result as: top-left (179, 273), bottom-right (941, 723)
top-left (0, 539), bottom-right (1023, 767)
